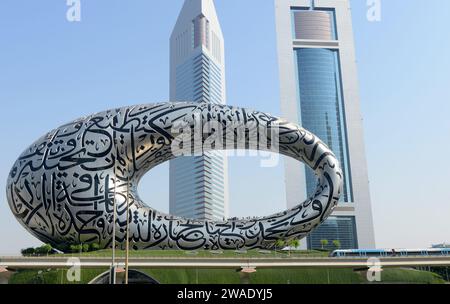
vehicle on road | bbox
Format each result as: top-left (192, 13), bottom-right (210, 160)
top-left (330, 248), bottom-right (450, 257)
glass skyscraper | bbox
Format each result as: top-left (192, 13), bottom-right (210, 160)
top-left (294, 47), bottom-right (352, 203)
top-left (275, 0), bottom-right (375, 250)
top-left (169, 0), bottom-right (229, 221)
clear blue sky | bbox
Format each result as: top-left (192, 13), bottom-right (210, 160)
top-left (0, 0), bottom-right (449, 255)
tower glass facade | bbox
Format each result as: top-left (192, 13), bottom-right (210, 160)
top-left (169, 0), bottom-right (228, 221)
top-left (307, 216), bottom-right (358, 250)
top-left (291, 9), bottom-right (355, 249)
top-left (275, 0), bottom-right (376, 250)
top-left (294, 48), bottom-right (352, 202)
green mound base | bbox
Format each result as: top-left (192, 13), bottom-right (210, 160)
top-left (9, 267), bottom-right (446, 284)
top-left (9, 249), bottom-right (447, 284)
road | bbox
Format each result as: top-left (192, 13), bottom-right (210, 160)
top-left (1, 256), bottom-right (450, 270)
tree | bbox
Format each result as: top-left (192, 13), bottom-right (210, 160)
top-left (275, 239), bottom-right (285, 252)
top-left (320, 239), bottom-right (329, 250)
top-left (42, 244), bottom-right (52, 255)
top-left (21, 247), bottom-right (35, 256)
top-left (289, 239), bottom-right (300, 255)
top-left (290, 239), bottom-right (300, 249)
top-left (35, 244), bottom-right (52, 256)
top-left (287, 239), bottom-right (300, 256)
top-left (332, 240), bottom-right (341, 249)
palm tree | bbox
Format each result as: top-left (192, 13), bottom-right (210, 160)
top-left (320, 239), bottom-right (329, 250)
top-left (290, 239), bottom-right (300, 250)
top-left (286, 239), bottom-right (300, 256)
top-left (332, 240), bottom-right (341, 249)
top-left (275, 239), bottom-right (285, 252)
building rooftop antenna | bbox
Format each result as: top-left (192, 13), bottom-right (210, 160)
top-left (310, 0), bottom-right (315, 10)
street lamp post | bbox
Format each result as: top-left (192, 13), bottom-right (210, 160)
top-left (110, 136), bottom-right (117, 285)
top-left (125, 176), bottom-right (130, 284)
top-left (110, 175), bottom-right (117, 284)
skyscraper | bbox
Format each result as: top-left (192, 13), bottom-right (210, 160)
top-left (169, 0), bottom-right (229, 221)
top-left (275, 0), bottom-right (375, 249)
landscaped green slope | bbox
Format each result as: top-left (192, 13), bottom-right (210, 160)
top-left (9, 267), bottom-right (445, 284)
top-left (9, 250), bottom-right (447, 284)
top-left (378, 268), bottom-right (445, 284)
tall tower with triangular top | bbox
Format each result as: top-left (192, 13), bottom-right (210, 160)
top-left (169, 0), bottom-right (229, 221)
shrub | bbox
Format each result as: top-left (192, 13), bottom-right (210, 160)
top-left (35, 244), bottom-right (52, 255)
top-left (89, 243), bottom-right (100, 252)
top-left (70, 244), bottom-right (83, 253)
top-left (56, 243), bottom-right (70, 253)
top-left (21, 247), bottom-right (35, 256)
top-left (82, 244), bottom-right (90, 252)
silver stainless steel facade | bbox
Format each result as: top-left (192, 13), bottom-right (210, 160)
top-left (275, 0), bottom-right (376, 249)
top-left (6, 101), bottom-right (344, 250)
top-left (169, 0), bottom-right (229, 221)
